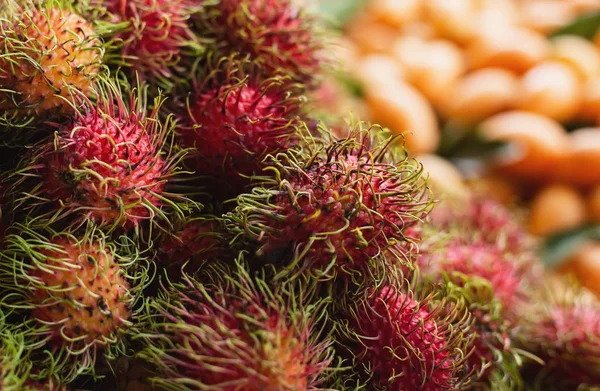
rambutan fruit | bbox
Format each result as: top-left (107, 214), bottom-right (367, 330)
top-left (103, 0), bottom-right (200, 89)
top-left (516, 283), bottom-right (600, 390)
top-left (418, 242), bottom-right (524, 310)
top-left (225, 129), bottom-right (431, 282)
top-left (106, 358), bottom-right (157, 391)
top-left (443, 273), bottom-right (524, 390)
top-left (180, 59), bottom-right (304, 200)
top-left (22, 379), bottom-right (68, 391)
top-left (136, 260), bottom-right (336, 391)
top-left (0, 326), bottom-right (33, 390)
top-left (0, 317), bottom-right (69, 390)
top-left (195, 0), bottom-right (324, 85)
top-left (429, 197), bottom-right (532, 256)
top-left (5, 79), bottom-right (193, 236)
top-left (0, 224), bottom-right (148, 382)
top-left (157, 215), bottom-right (224, 274)
top-left (418, 197), bottom-right (542, 318)
top-left (0, 3), bottom-right (103, 127)
top-left (337, 278), bottom-right (475, 391)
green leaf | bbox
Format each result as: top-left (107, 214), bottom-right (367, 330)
top-left (336, 73), bottom-right (365, 98)
top-left (551, 10), bottom-right (600, 40)
top-left (437, 122), bottom-right (507, 160)
top-left (541, 224), bottom-right (600, 268)
top-left (318, 0), bottom-right (367, 27)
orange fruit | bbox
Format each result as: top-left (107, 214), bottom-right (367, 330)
top-left (556, 128), bottom-right (600, 186)
top-left (467, 26), bottom-right (550, 74)
top-left (364, 80), bottom-right (439, 154)
top-left (442, 68), bottom-right (518, 123)
top-left (528, 184), bottom-right (586, 236)
top-left (479, 111), bottom-right (568, 180)
top-left (515, 61), bottom-right (582, 123)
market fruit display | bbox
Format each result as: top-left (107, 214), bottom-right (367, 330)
top-left (0, 0), bottom-right (598, 390)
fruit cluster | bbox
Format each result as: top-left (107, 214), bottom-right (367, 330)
top-left (0, 0), bottom-right (598, 390)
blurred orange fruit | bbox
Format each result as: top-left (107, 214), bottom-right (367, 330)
top-left (467, 26), bottom-right (550, 74)
top-left (417, 154), bottom-right (469, 198)
top-left (556, 128), bottom-right (600, 186)
top-left (516, 61), bottom-right (582, 122)
top-left (563, 243), bottom-right (600, 296)
top-left (479, 111), bottom-right (568, 179)
top-left (551, 35), bottom-right (600, 80)
top-left (589, 185), bottom-right (600, 223)
top-left (443, 67), bottom-right (518, 123)
top-left (364, 80), bottom-right (439, 154)
top-left (528, 184), bottom-right (587, 236)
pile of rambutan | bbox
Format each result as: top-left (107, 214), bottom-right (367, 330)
top-left (0, 0), bottom-right (596, 390)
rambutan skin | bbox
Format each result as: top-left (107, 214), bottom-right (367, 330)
top-left (429, 197), bottom-right (532, 255)
top-left (5, 82), bottom-right (191, 235)
top-left (340, 282), bottom-right (474, 391)
top-left (196, 0), bottom-right (323, 84)
top-left (28, 237), bottom-right (131, 346)
top-left (104, 0), bottom-right (198, 85)
top-left (22, 379), bottom-right (69, 391)
top-left (419, 196), bottom-right (542, 319)
top-left (136, 262), bottom-right (335, 391)
top-left (226, 131), bottom-right (431, 280)
top-left (156, 216), bottom-right (224, 280)
top-left (43, 110), bottom-right (166, 227)
top-left (158, 217), bottom-right (223, 265)
top-left (517, 286), bottom-right (600, 389)
top-left (0, 225), bottom-right (146, 382)
top-left (419, 243), bottom-right (521, 310)
top-left (181, 70), bottom-right (302, 197)
top-left (442, 274), bottom-right (522, 390)
top-left (0, 6), bottom-right (102, 119)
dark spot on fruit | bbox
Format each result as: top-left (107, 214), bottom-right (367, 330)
top-left (74, 325), bottom-right (81, 334)
top-left (97, 297), bottom-right (108, 311)
top-left (54, 169), bottom-right (77, 188)
top-left (85, 306), bottom-right (94, 317)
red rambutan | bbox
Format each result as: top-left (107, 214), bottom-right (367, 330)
top-left (517, 284), bottom-right (600, 389)
top-left (104, 0), bottom-right (199, 87)
top-left (197, 0), bottom-right (324, 84)
top-left (157, 216), bottom-right (223, 276)
top-left (6, 80), bottom-right (192, 235)
top-left (137, 261), bottom-right (336, 391)
top-left (226, 129), bottom-right (431, 281)
top-left (0, 224), bottom-right (147, 381)
top-left (418, 197), bottom-right (542, 318)
top-left (443, 274), bottom-right (523, 390)
top-left (340, 280), bottom-right (475, 391)
top-left (429, 197), bottom-right (531, 255)
top-left (22, 379), bottom-right (69, 391)
top-left (419, 243), bottom-right (522, 310)
top-left (181, 61), bottom-right (303, 199)
top-left (158, 217), bottom-right (222, 265)
top-left (0, 4), bottom-right (103, 125)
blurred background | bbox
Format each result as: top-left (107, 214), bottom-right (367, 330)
top-left (313, 0), bottom-right (600, 295)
